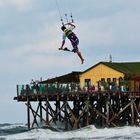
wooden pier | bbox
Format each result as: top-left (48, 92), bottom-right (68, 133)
top-left (14, 83), bottom-right (140, 130)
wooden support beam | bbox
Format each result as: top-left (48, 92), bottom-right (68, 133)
top-left (56, 93), bottom-right (61, 121)
top-left (42, 104), bottom-right (53, 118)
top-left (64, 101), bottom-right (68, 130)
top-left (133, 102), bottom-right (140, 124)
top-left (67, 104), bottom-right (78, 122)
top-left (39, 100), bottom-right (43, 125)
top-left (108, 99), bottom-right (136, 124)
top-left (49, 102), bottom-right (67, 124)
top-left (26, 85), bottom-right (30, 129)
top-left (25, 103), bottom-right (46, 125)
top-left (134, 102), bottom-right (140, 117)
top-left (72, 103), bottom-right (88, 128)
top-left (27, 97), bottom-right (30, 129)
top-left (31, 103), bottom-right (40, 127)
top-left (86, 96), bottom-right (90, 126)
top-left (45, 100), bottom-right (49, 125)
top-left (131, 99), bottom-right (134, 126)
top-left (89, 105), bottom-right (117, 127)
top-left (106, 98), bottom-right (109, 126)
top-left (67, 103), bottom-right (79, 129)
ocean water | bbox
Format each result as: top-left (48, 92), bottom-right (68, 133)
top-left (0, 123), bottom-right (140, 140)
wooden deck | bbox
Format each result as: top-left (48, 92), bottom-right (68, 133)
top-left (14, 84), bottom-right (140, 130)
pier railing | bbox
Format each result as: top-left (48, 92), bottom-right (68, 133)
top-left (16, 83), bottom-right (140, 99)
top-left (17, 82), bottom-right (80, 96)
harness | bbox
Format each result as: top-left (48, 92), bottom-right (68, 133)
top-left (64, 29), bottom-right (72, 37)
top-left (64, 29), bottom-right (78, 44)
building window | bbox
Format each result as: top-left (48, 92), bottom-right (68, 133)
top-left (113, 78), bottom-right (116, 82)
top-left (84, 79), bottom-right (91, 87)
top-left (107, 78), bottom-right (111, 83)
top-left (101, 78), bottom-right (105, 82)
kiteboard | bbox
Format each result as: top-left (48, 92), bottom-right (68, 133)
top-left (59, 47), bottom-right (73, 52)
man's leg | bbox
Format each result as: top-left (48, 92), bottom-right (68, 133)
top-left (76, 51), bottom-right (84, 64)
top-left (73, 46), bottom-right (84, 64)
top-left (72, 41), bottom-right (84, 64)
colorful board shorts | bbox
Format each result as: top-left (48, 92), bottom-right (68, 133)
top-left (68, 33), bottom-right (79, 53)
top-left (72, 39), bottom-right (79, 53)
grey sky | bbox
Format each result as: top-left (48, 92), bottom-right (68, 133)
top-left (0, 0), bottom-right (140, 123)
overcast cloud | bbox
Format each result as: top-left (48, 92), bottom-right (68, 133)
top-left (0, 0), bottom-right (140, 123)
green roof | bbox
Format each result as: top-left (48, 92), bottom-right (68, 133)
top-left (82, 61), bottom-right (140, 76)
top-left (41, 71), bottom-right (82, 83)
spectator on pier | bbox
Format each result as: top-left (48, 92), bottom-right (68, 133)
top-left (89, 85), bottom-right (95, 92)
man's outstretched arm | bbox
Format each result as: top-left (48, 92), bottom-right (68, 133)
top-left (59, 40), bottom-right (65, 49)
top-left (65, 22), bottom-right (76, 29)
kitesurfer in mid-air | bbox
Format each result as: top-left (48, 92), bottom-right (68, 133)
top-left (59, 22), bottom-right (84, 64)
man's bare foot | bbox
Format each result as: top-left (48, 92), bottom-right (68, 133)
top-left (81, 59), bottom-right (84, 64)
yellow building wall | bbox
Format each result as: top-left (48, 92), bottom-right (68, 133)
top-left (80, 63), bottom-right (124, 88)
